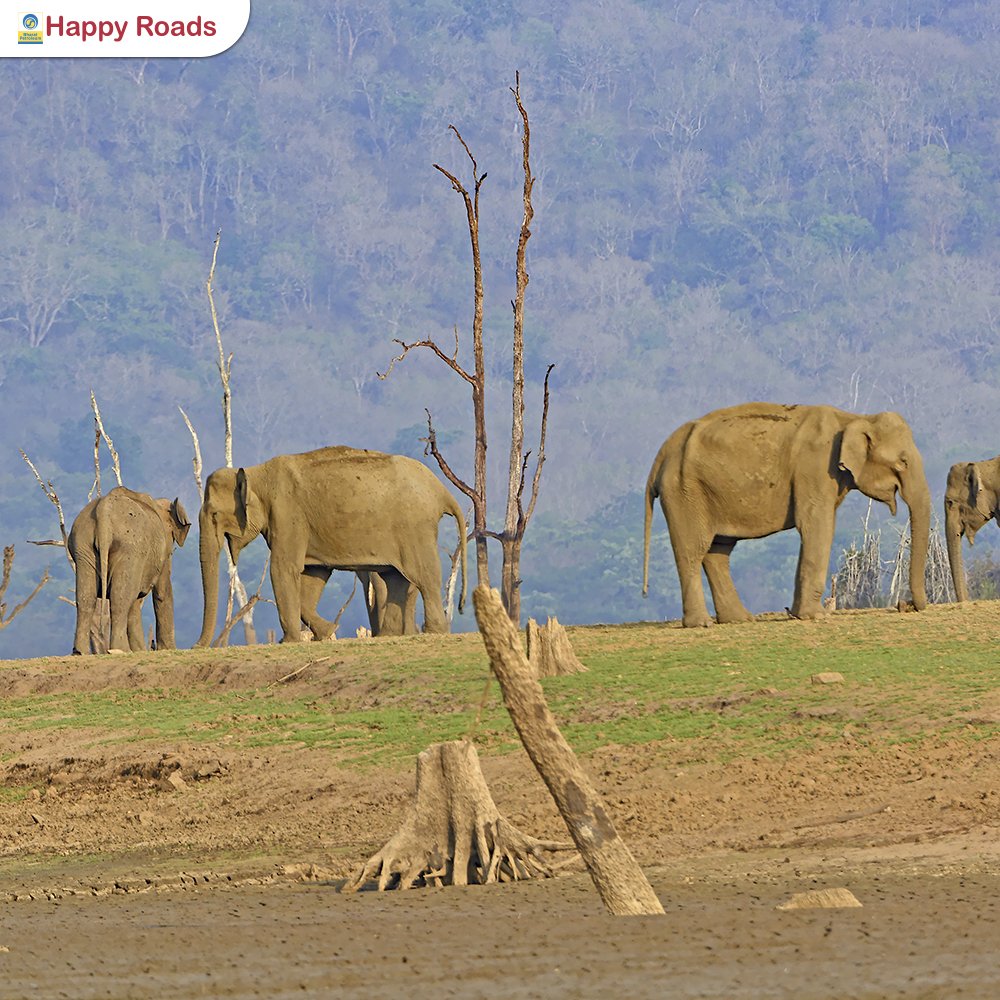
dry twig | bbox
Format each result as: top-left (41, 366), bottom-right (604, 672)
top-left (0, 545), bottom-right (50, 630)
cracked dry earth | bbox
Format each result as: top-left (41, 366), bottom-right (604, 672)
top-left (1, 651), bottom-right (999, 998)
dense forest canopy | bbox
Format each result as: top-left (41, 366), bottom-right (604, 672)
top-left (2, 0), bottom-right (1000, 656)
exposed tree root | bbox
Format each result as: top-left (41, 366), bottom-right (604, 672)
top-left (342, 740), bottom-right (574, 892)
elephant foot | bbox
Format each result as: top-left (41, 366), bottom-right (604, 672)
top-left (787, 604), bottom-right (825, 621)
top-left (681, 612), bottom-right (713, 628)
top-left (715, 609), bottom-right (754, 625)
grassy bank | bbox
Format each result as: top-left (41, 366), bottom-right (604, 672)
top-left (1, 602), bottom-right (998, 768)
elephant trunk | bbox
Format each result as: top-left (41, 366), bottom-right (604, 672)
top-left (196, 509), bottom-right (221, 647)
top-left (945, 503), bottom-right (969, 603)
top-left (901, 456), bottom-right (930, 611)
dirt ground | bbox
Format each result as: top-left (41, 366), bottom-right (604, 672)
top-left (1, 651), bottom-right (999, 998)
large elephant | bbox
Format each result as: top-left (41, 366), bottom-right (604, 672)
top-left (642, 403), bottom-right (931, 627)
top-left (944, 455), bottom-right (1000, 602)
top-left (195, 446), bottom-right (467, 645)
top-left (68, 487), bottom-right (191, 654)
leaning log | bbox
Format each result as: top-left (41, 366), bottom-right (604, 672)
top-left (474, 585), bottom-right (664, 916)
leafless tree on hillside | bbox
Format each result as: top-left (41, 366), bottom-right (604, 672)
top-left (380, 75), bottom-right (553, 624)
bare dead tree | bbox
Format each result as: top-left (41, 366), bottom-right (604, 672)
top-left (205, 230), bottom-right (256, 646)
top-left (498, 77), bottom-right (554, 623)
top-left (381, 138), bottom-right (490, 587)
top-left (379, 76), bottom-right (552, 624)
top-left (0, 546), bottom-right (50, 630)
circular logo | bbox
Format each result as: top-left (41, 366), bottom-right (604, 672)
top-left (22, 14), bottom-right (39, 29)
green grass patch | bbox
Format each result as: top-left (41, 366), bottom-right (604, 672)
top-left (1, 603), bottom-right (999, 766)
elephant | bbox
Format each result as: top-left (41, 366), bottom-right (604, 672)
top-left (642, 403), bottom-right (931, 627)
top-left (195, 446), bottom-right (467, 645)
top-left (68, 487), bottom-right (191, 654)
top-left (944, 455), bottom-right (1000, 602)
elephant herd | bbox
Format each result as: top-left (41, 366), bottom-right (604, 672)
top-left (70, 446), bottom-right (466, 654)
top-left (69, 403), bottom-right (997, 654)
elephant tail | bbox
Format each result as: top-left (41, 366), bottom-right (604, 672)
top-left (643, 435), bottom-right (675, 597)
top-left (445, 494), bottom-right (468, 615)
top-left (95, 502), bottom-right (113, 638)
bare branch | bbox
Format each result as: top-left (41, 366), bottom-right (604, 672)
top-left (207, 229), bottom-right (233, 469)
top-left (90, 391), bottom-right (123, 489)
top-left (521, 363), bottom-right (555, 535)
top-left (423, 409), bottom-right (475, 501)
top-left (0, 545), bottom-right (51, 630)
top-left (330, 573), bottom-right (358, 634)
top-left (378, 337), bottom-right (474, 385)
top-left (178, 406), bottom-right (204, 497)
top-left (19, 449), bottom-right (72, 567)
top-left (214, 557), bottom-right (269, 648)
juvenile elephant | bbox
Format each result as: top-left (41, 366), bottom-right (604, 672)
top-left (195, 446), bottom-right (467, 645)
top-left (68, 487), bottom-right (191, 654)
top-left (643, 403), bottom-right (931, 627)
top-left (944, 455), bottom-right (1000, 602)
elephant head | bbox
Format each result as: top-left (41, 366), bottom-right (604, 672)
top-left (838, 412), bottom-right (930, 610)
top-left (195, 467), bottom-right (265, 647)
top-left (944, 461), bottom-right (999, 603)
top-left (155, 498), bottom-right (192, 548)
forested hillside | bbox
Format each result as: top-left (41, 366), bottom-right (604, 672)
top-left (3, 0), bottom-right (1000, 656)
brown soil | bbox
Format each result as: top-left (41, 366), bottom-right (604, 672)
top-left (1, 646), bottom-right (999, 998)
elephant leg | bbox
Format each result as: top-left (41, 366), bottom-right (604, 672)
top-left (271, 552), bottom-right (307, 642)
top-left (378, 569), bottom-right (416, 637)
top-left (400, 539), bottom-right (448, 634)
top-left (73, 556), bottom-right (98, 655)
top-left (152, 567), bottom-right (176, 650)
top-left (127, 597), bottom-right (147, 652)
top-left (299, 566), bottom-right (335, 640)
top-left (663, 500), bottom-right (714, 628)
top-left (107, 582), bottom-right (132, 653)
top-left (790, 514), bottom-right (836, 620)
top-left (703, 537), bottom-right (753, 624)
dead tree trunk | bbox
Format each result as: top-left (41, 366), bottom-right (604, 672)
top-left (474, 585), bottom-right (664, 916)
top-left (206, 230), bottom-right (256, 646)
top-left (526, 616), bottom-right (587, 677)
top-left (343, 739), bottom-right (573, 892)
top-left (498, 76), bottom-right (552, 625)
top-left (378, 77), bottom-right (553, 619)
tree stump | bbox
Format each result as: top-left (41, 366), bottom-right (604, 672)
top-left (474, 585), bottom-right (664, 917)
top-left (526, 616), bottom-right (587, 677)
top-left (342, 739), bottom-right (574, 892)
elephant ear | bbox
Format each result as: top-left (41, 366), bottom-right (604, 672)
top-left (966, 463), bottom-right (981, 504)
top-left (170, 498), bottom-right (192, 547)
top-left (235, 468), bottom-right (249, 532)
top-left (838, 421), bottom-right (870, 484)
